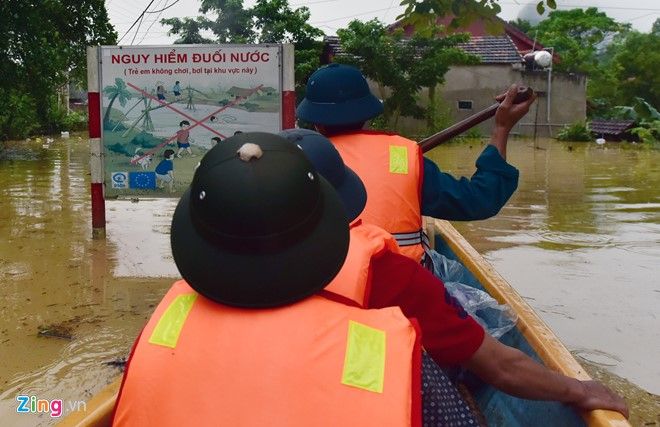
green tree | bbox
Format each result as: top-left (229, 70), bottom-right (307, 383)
top-left (102, 78), bottom-right (133, 128)
top-left (533, 8), bottom-right (628, 74)
top-left (252, 0), bottom-right (322, 44)
top-left (587, 27), bottom-right (659, 116)
top-left (614, 98), bottom-right (660, 143)
top-left (398, 0), bottom-right (556, 36)
top-left (508, 18), bottom-right (534, 34)
top-left (251, 0), bottom-right (324, 98)
top-left (160, 17), bottom-right (214, 44)
top-left (0, 0), bottom-right (116, 139)
top-left (610, 31), bottom-right (660, 109)
top-left (198, 0), bottom-right (255, 43)
top-left (336, 19), bottom-right (476, 130)
top-left (162, 0), bottom-right (324, 96)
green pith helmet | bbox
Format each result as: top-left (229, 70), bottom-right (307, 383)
top-left (296, 64), bottom-right (384, 126)
top-left (170, 132), bottom-right (350, 308)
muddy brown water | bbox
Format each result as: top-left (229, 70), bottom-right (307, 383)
top-left (0, 135), bottom-right (658, 426)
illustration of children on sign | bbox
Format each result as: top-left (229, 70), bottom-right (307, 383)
top-left (175, 120), bottom-right (195, 158)
top-left (155, 149), bottom-right (175, 192)
top-left (157, 85), bottom-right (166, 101)
top-left (173, 81), bottom-right (181, 99)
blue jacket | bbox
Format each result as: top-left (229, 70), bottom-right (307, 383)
top-left (421, 145), bottom-right (519, 220)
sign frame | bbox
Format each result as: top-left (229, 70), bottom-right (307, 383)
top-left (87, 43), bottom-right (295, 238)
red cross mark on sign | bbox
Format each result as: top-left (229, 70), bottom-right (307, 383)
top-left (126, 82), bottom-right (264, 164)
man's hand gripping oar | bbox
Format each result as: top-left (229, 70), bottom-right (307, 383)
top-left (419, 84), bottom-right (537, 157)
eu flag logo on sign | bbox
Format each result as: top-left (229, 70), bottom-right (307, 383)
top-left (129, 171), bottom-right (157, 190)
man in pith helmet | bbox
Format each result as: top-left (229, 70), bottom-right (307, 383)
top-left (297, 64), bottom-right (534, 269)
top-left (113, 133), bottom-right (419, 426)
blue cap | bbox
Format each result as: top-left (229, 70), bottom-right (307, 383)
top-left (296, 64), bottom-right (384, 126)
top-left (279, 129), bottom-right (367, 222)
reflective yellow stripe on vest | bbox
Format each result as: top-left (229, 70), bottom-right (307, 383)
top-left (148, 293), bottom-right (197, 348)
top-left (389, 145), bottom-right (409, 174)
top-left (148, 293), bottom-right (387, 391)
top-left (342, 320), bottom-right (386, 393)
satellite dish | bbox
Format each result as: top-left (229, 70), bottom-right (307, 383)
top-left (534, 50), bottom-right (553, 68)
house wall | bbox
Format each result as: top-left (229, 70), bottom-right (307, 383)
top-left (373, 65), bottom-right (586, 139)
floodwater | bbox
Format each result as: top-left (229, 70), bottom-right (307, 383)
top-left (427, 138), bottom-right (660, 393)
top-left (427, 137), bottom-right (660, 424)
top-left (0, 135), bottom-right (658, 425)
top-left (0, 136), bottom-right (177, 426)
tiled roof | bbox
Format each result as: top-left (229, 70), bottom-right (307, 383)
top-left (323, 34), bottom-right (522, 64)
top-left (588, 120), bottom-right (635, 136)
top-left (456, 35), bottom-right (521, 64)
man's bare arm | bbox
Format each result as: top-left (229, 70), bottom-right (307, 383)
top-left (464, 334), bottom-right (629, 418)
top-left (490, 84), bottom-right (537, 160)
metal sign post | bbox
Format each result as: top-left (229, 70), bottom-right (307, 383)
top-left (87, 46), bottom-right (106, 239)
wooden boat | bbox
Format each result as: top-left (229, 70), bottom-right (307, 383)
top-left (59, 219), bottom-right (630, 427)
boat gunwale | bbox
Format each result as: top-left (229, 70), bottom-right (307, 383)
top-left (431, 218), bottom-right (630, 427)
top-left (58, 378), bottom-right (120, 427)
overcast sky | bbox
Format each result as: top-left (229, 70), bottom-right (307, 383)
top-left (107, 0), bottom-right (659, 46)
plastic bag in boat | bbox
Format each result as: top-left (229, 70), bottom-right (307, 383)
top-left (431, 250), bottom-right (518, 339)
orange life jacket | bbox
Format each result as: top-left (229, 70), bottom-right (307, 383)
top-left (330, 131), bottom-right (426, 262)
top-left (326, 221), bottom-right (399, 306)
top-left (113, 280), bottom-right (421, 427)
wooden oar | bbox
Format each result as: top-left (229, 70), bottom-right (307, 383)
top-left (419, 86), bottom-right (534, 153)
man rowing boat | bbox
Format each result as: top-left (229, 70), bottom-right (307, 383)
top-left (297, 64), bottom-right (534, 269)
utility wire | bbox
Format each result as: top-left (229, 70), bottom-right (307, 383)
top-left (627, 12), bottom-right (658, 22)
top-left (145, 0), bottom-right (182, 14)
top-left (291, 0), bottom-right (340, 5)
top-left (498, 2), bottom-right (660, 12)
top-left (131, 13), bottom-right (146, 45)
top-left (131, 0), bottom-right (167, 44)
top-left (109, 1), bottom-right (139, 16)
top-left (382, 0), bottom-right (398, 22)
top-left (311, 6), bottom-right (394, 24)
top-left (139, 0), bottom-right (170, 44)
top-left (131, 0), bottom-right (169, 43)
top-left (117, 0), bottom-right (158, 44)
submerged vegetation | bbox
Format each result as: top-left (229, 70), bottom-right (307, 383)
top-left (614, 98), bottom-right (660, 144)
top-left (556, 122), bottom-right (591, 142)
